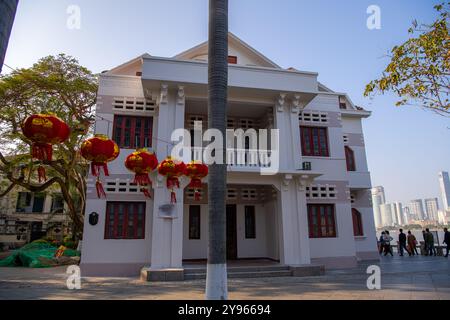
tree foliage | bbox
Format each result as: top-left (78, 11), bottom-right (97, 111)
top-left (0, 54), bottom-right (98, 237)
top-left (365, 3), bottom-right (450, 116)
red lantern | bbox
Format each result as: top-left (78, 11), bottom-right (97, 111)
top-left (80, 134), bottom-right (120, 198)
top-left (22, 114), bottom-right (70, 182)
top-left (125, 149), bottom-right (158, 198)
top-left (185, 161), bottom-right (208, 201)
top-left (158, 156), bottom-right (186, 203)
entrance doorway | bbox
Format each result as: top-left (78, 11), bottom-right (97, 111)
top-left (226, 205), bottom-right (238, 260)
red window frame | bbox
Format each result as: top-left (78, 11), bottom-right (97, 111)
top-left (307, 204), bottom-right (337, 238)
top-left (301, 126), bottom-right (330, 157)
top-left (352, 208), bottom-right (364, 236)
top-left (105, 202), bottom-right (146, 240)
top-left (345, 146), bottom-right (356, 171)
top-left (228, 56), bottom-right (238, 64)
top-left (113, 115), bottom-right (153, 149)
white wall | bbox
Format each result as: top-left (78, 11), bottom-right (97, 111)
top-left (81, 199), bottom-right (153, 264)
top-left (182, 203), bottom-right (275, 260)
top-left (309, 203), bottom-right (357, 259)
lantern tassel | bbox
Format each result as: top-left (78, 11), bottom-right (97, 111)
top-left (167, 177), bottom-right (180, 189)
top-left (194, 190), bottom-right (201, 201)
top-left (188, 178), bottom-right (202, 189)
top-left (37, 166), bottom-right (47, 183)
top-left (142, 188), bottom-right (152, 199)
top-left (96, 179), bottom-right (107, 199)
top-left (32, 143), bottom-right (52, 161)
top-left (92, 163), bottom-right (110, 177)
top-left (134, 173), bottom-right (151, 186)
top-left (171, 190), bottom-right (177, 204)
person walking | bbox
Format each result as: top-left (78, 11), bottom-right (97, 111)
top-left (443, 228), bottom-right (450, 258)
top-left (383, 231), bottom-right (394, 256)
top-left (379, 232), bottom-right (386, 255)
top-left (398, 229), bottom-right (410, 256)
top-left (407, 231), bottom-right (419, 256)
top-left (422, 230), bottom-right (428, 256)
top-left (426, 229), bottom-right (437, 256)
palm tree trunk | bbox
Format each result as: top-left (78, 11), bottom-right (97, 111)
top-left (0, 0), bottom-right (19, 73)
top-left (205, 0), bottom-right (228, 300)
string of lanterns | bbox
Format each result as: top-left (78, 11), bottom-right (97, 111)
top-left (21, 114), bottom-right (209, 204)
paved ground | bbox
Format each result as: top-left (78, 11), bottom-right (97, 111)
top-left (0, 255), bottom-right (449, 300)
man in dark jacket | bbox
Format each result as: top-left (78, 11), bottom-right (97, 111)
top-left (443, 228), bottom-right (450, 258)
top-left (398, 229), bottom-right (410, 256)
top-left (426, 229), bottom-right (437, 256)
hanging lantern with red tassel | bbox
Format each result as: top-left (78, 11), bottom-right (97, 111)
top-left (125, 149), bottom-right (158, 198)
top-left (21, 114), bottom-right (70, 183)
top-left (158, 156), bottom-right (186, 203)
top-left (185, 161), bottom-right (208, 201)
top-left (80, 134), bottom-right (120, 198)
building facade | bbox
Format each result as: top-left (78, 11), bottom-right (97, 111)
top-left (0, 187), bottom-right (71, 249)
top-left (424, 198), bottom-right (439, 222)
top-left (80, 33), bottom-right (378, 277)
top-left (439, 171), bottom-right (450, 211)
top-left (379, 204), bottom-right (393, 227)
top-left (409, 199), bottom-right (425, 221)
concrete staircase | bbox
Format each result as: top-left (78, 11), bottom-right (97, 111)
top-left (184, 265), bottom-right (291, 280)
top-left (183, 264), bottom-right (325, 281)
top-left (141, 263), bottom-right (325, 282)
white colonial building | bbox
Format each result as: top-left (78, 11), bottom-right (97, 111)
top-left (80, 33), bottom-right (378, 278)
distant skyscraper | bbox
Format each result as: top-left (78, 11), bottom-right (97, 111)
top-left (439, 171), bottom-right (450, 211)
top-left (403, 206), bottom-right (411, 224)
top-left (410, 199), bottom-right (425, 221)
top-left (389, 203), bottom-right (399, 225)
top-left (424, 198), bottom-right (439, 222)
top-left (393, 202), bottom-right (404, 225)
top-left (380, 204), bottom-right (393, 227)
top-left (371, 186), bottom-right (385, 228)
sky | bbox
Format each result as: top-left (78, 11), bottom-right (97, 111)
top-left (3, 0), bottom-right (449, 207)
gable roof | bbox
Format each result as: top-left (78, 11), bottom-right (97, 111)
top-left (174, 32), bottom-right (281, 69)
top-left (105, 53), bottom-right (151, 75)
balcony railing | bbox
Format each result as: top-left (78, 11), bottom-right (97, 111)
top-left (190, 147), bottom-right (272, 169)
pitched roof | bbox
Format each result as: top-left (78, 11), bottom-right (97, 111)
top-left (174, 32), bottom-right (281, 68)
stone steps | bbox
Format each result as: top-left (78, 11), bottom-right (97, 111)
top-left (184, 265), bottom-right (292, 280)
top-left (141, 264), bottom-right (325, 281)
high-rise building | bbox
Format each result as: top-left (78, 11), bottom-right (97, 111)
top-left (393, 202), bottom-right (404, 225)
top-left (390, 203), bottom-right (399, 225)
top-left (402, 206), bottom-right (412, 224)
top-left (439, 171), bottom-right (450, 211)
top-left (410, 199), bottom-right (426, 221)
top-left (380, 203), bottom-right (393, 227)
top-left (424, 198), bottom-right (439, 222)
top-left (371, 186), bottom-right (385, 228)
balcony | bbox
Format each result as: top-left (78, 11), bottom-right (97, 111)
top-left (348, 171), bottom-right (372, 189)
top-left (190, 147), bottom-right (273, 172)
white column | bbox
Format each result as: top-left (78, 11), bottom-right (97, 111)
top-left (150, 85), bottom-right (186, 269)
top-left (274, 94), bottom-right (290, 172)
top-left (278, 174), bottom-right (311, 265)
top-left (290, 94), bottom-right (303, 170)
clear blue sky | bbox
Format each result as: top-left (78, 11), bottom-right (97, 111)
top-left (4, 0), bottom-right (449, 207)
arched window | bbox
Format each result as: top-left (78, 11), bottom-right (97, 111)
top-left (345, 146), bottom-right (356, 171)
top-left (352, 208), bottom-right (364, 236)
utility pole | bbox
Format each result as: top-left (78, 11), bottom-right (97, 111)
top-left (0, 0), bottom-right (19, 73)
top-left (205, 0), bottom-right (229, 300)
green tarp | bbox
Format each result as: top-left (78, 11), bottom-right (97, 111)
top-left (0, 242), bottom-right (80, 268)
